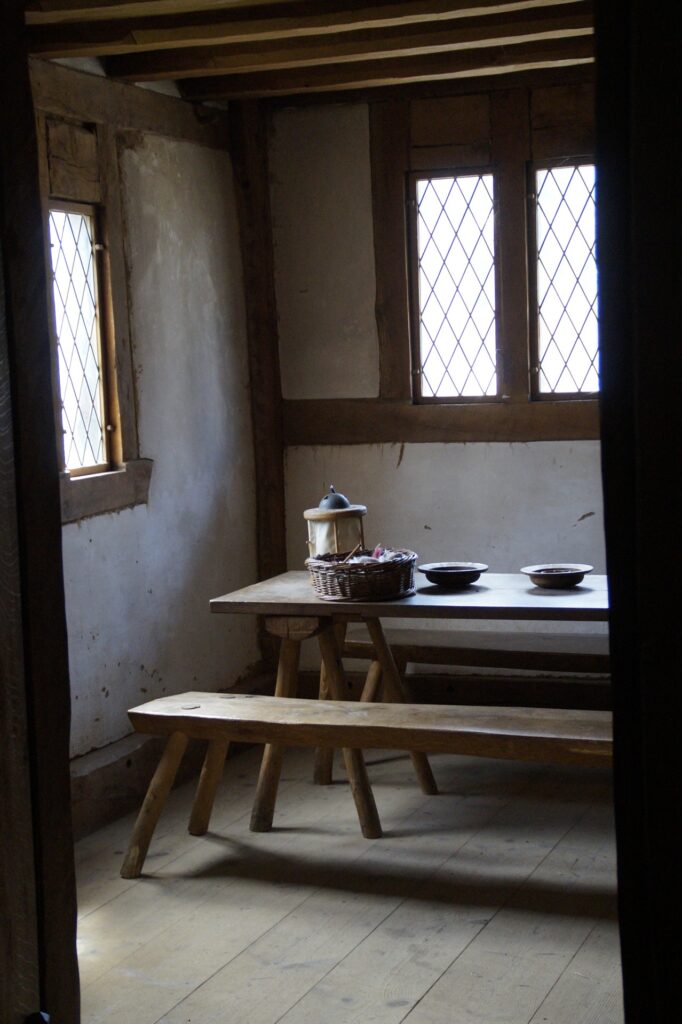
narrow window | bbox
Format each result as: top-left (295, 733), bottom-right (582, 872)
top-left (412, 172), bottom-right (497, 400)
top-left (534, 163), bottom-right (598, 394)
top-left (48, 202), bottom-right (109, 473)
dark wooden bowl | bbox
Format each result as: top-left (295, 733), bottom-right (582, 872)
top-left (417, 562), bottom-right (488, 587)
top-left (520, 564), bottom-right (594, 588)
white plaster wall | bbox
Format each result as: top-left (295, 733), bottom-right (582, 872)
top-left (270, 103), bottom-right (380, 399)
top-left (63, 135), bottom-right (258, 757)
top-left (286, 443), bottom-right (605, 574)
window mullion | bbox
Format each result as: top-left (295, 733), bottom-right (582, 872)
top-left (490, 89), bottom-right (531, 404)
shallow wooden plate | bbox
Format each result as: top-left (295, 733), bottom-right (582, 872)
top-left (520, 563), bottom-right (594, 588)
top-left (417, 562), bottom-right (489, 587)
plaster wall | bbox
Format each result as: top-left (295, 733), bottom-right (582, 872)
top-left (273, 102), bottom-right (607, 667)
top-left (63, 134), bottom-right (258, 758)
top-left (286, 442), bottom-right (605, 579)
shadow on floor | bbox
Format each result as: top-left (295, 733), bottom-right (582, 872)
top-left (150, 828), bottom-right (617, 922)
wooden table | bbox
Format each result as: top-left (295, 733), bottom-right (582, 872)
top-left (210, 572), bottom-right (609, 838)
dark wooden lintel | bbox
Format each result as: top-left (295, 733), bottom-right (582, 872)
top-left (284, 397), bottom-right (600, 445)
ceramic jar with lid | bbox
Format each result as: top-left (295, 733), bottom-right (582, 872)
top-left (303, 486), bottom-right (367, 558)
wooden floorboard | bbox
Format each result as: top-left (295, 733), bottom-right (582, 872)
top-left (75, 745), bottom-right (623, 1024)
top-left (401, 804), bottom-right (619, 1024)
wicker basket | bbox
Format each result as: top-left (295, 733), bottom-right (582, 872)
top-left (305, 549), bottom-right (417, 602)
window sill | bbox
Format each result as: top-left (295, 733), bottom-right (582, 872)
top-left (60, 458), bottom-right (153, 524)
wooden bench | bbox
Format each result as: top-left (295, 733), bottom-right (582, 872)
top-left (342, 625), bottom-right (611, 675)
top-left (120, 692), bottom-right (613, 879)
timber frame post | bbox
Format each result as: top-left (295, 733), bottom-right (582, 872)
top-left (0, 3), bottom-right (80, 1020)
top-left (229, 99), bottom-right (288, 665)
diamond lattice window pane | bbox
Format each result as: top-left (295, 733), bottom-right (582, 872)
top-left (415, 174), bottom-right (497, 398)
top-left (49, 208), bottom-right (106, 470)
top-left (536, 165), bottom-right (599, 394)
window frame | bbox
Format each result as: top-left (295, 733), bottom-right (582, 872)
top-left (406, 155), bottom-right (600, 410)
top-left (407, 165), bottom-right (502, 405)
top-left (528, 155), bottom-right (598, 402)
top-left (35, 113), bottom-right (152, 522)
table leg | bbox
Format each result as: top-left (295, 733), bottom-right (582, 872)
top-left (318, 625), bottom-right (382, 839)
top-left (365, 618), bottom-right (439, 795)
top-left (360, 659), bottom-right (384, 702)
top-left (313, 621), bottom-right (347, 785)
top-left (250, 637), bottom-right (300, 832)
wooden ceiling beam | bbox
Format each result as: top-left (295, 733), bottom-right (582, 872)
top-left (179, 34), bottom-right (593, 99)
top-left (25, 1), bottom-right (289, 26)
top-left (105, 3), bottom-right (591, 81)
top-left (28, 0), bottom-right (588, 58)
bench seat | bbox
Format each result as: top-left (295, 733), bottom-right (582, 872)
top-left (130, 692), bottom-right (612, 765)
top-left (122, 692), bottom-right (612, 879)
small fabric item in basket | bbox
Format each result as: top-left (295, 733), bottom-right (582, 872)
top-left (345, 546), bottom-right (402, 565)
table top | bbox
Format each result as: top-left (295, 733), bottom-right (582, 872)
top-left (210, 571), bottom-right (609, 622)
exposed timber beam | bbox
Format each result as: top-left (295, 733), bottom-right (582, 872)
top-left (282, 396), bottom-right (600, 445)
top-left (26, 1), bottom-right (290, 26)
top-left (28, 0), bottom-right (589, 58)
top-left (178, 34), bottom-right (593, 99)
top-left (105, 3), bottom-right (591, 81)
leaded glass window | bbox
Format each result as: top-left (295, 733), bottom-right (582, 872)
top-left (413, 173), bottom-right (497, 399)
top-left (48, 204), bottom-right (108, 472)
top-left (535, 164), bottom-right (599, 394)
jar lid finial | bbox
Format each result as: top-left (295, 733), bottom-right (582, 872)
top-left (319, 485), bottom-right (351, 510)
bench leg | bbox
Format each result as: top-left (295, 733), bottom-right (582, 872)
top-left (189, 737), bottom-right (229, 836)
top-left (250, 638), bottom-right (300, 832)
top-left (120, 731), bottom-right (188, 879)
top-left (313, 622), bottom-right (347, 785)
top-left (365, 618), bottom-right (439, 796)
top-left (318, 625), bottom-right (382, 839)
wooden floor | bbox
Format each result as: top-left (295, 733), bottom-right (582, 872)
top-left (76, 745), bottom-right (624, 1024)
